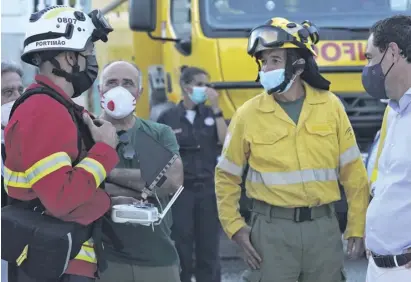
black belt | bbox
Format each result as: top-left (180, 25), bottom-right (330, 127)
top-left (252, 200), bottom-right (334, 223)
top-left (372, 252), bottom-right (411, 268)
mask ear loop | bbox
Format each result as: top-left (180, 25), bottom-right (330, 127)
top-left (379, 48), bottom-right (395, 78)
top-left (50, 53), bottom-right (81, 83)
top-left (255, 58), bottom-right (261, 82)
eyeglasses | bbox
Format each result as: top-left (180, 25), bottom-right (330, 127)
top-left (118, 131), bottom-right (136, 160)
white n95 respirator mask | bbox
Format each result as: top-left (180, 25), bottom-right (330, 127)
top-left (101, 86), bottom-right (136, 119)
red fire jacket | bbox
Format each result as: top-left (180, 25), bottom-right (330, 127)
top-left (4, 75), bottom-right (119, 278)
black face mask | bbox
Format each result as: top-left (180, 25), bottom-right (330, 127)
top-left (50, 53), bottom-right (99, 98)
top-left (71, 54), bottom-right (99, 98)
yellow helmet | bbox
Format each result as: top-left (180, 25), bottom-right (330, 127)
top-left (247, 17), bottom-right (319, 58)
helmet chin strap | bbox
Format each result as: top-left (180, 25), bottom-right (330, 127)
top-left (267, 77), bottom-right (292, 95)
top-left (49, 55), bottom-right (80, 83)
top-left (266, 54), bottom-right (298, 95)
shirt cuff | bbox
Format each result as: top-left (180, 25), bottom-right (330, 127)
top-left (225, 218), bottom-right (247, 239)
top-left (344, 224), bottom-right (365, 239)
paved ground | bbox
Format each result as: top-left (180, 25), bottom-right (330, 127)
top-left (219, 234), bottom-right (368, 282)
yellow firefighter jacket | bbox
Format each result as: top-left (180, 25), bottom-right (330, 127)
top-left (215, 82), bottom-right (370, 239)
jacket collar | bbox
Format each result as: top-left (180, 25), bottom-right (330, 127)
top-left (29, 75), bottom-right (72, 101)
top-left (258, 81), bottom-right (329, 113)
top-left (177, 101), bottom-right (208, 117)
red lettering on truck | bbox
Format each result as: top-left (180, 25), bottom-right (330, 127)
top-left (314, 41), bottom-right (367, 62)
top-left (322, 42), bottom-right (341, 62)
top-left (342, 42), bottom-right (355, 60)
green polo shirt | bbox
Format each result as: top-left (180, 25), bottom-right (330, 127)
top-left (103, 117), bottom-right (180, 267)
top-left (276, 95), bottom-right (306, 124)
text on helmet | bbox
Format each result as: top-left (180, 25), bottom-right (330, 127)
top-left (36, 40), bottom-right (66, 47)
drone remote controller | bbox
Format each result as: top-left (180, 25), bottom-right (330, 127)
top-left (111, 185), bottom-right (184, 226)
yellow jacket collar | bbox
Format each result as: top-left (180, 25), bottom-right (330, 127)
top-left (258, 81), bottom-right (329, 113)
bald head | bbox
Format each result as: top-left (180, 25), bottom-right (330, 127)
top-left (99, 61), bottom-right (142, 97)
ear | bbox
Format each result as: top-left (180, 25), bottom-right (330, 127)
top-left (65, 51), bottom-right (78, 66)
top-left (183, 86), bottom-right (193, 95)
top-left (294, 58), bottom-right (306, 76)
top-left (134, 89), bottom-right (141, 101)
top-left (388, 42), bottom-right (402, 62)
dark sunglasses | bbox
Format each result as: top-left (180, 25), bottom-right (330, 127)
top-left (117, 131), bottom-right (136, 160)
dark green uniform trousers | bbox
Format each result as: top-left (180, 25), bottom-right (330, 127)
top-left (98, 261), bottom-right (180, 282)
top-left (242, 201), bottom-right (346, 282)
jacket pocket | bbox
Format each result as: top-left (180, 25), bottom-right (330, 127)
top-left (304, 122), bottom-right (338, 167)
top-left (305, 123), bottom-right (334, 137)
top-left (252, 128), bottom-right (288, 145)
top-left (250, 129), bottom-right (289, 166)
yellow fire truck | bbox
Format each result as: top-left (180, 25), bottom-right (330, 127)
top-left (93, 0), bottom-right (410, 150)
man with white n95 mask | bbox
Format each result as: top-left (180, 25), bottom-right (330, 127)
top-left (97, 60), bottom-right (184, 282)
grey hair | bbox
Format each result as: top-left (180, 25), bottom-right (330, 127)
top-left (100, 60), bottom-right (143, 91)
top-left (1, 61), bottom-right (24, 77)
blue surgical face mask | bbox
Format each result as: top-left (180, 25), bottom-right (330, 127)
top-left (259, 69), bottom-right (294, 94)
top-left (189, 86), bottom-right (207, 104)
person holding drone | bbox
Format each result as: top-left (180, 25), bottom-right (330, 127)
top-left (97, 60), bottom-right (184, 282)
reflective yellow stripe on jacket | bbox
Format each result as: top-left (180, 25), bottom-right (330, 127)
top-left (75, 157), bottom-right (107, 187)
top-left (75, 238), bottom-right (96, 264)
top-left (4, 153), bottom-right (106, 189)
top-left (370, 106), bottom-right (391, 184)
top-left (3, 152), bottom-right (72, 189)
top-left (219, 149), bottom-right (360, 190)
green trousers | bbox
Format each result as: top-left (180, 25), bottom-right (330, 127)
top-left (98, 260), bottom-right (180, 282)
top-left (243, 201), bottom-right (346, 282)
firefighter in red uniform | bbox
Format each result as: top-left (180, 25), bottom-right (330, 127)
top-left (3, 6), bottom-right (119, 282)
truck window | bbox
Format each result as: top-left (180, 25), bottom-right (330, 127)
top-left (171, 0), bottom-right (192, 39)
top-left (204, 0), bottom-right (411, 31)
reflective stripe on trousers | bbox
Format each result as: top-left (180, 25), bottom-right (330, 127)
top-left (74, 238), bottom-right (96, 264)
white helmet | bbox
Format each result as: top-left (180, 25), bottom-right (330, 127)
top-left (21, 6), bottom-right (112, 66)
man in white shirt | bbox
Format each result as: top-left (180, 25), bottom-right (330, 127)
top-left (361, 15), bottom-right (411, 282)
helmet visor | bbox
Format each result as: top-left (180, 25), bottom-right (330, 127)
top-left (247, 25), bottom-right (295, 56)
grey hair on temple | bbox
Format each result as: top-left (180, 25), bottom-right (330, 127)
top-left (1, 61), bottom-right (24, 77)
